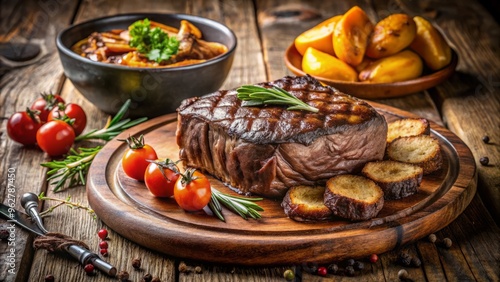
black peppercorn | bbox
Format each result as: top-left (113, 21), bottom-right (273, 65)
top-left (480, 157), bottom-right (489, 166)
top-left (346, 258), bottom-right (355, 266)
top-left (442, 238), bottom-right (453, 248)
top-left (428, 233), bottom-right (437, 243)
top-left (327, 263), bottom-right (339, 274)
top-left (117, 270), bottom-right (129, 282)
top-left (194, 266), bottom-right (202, 273)
top-left (398, 251), bottom-right (412, 266)
top-left (0, 229), bottom-right (8, 240)
top-left (482, 135), bottom-right (490, 144)
top-left (132, 257), bottom-right (142, 269)
top-left (142, 273), bottom-right (153, 282)
top-left (44, 274), bottom-right (55, 282)
top-left (411, 257), bottom-right (422, 267)
top-left (354, 261), bottom-right (364, 270)
top-left (345, 265), bottom-right (355, 276)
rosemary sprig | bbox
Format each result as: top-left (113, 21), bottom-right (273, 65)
top-left (209, 188), bottom-right (264, 222)
top-left (75, 99), bottom-right (147, 141)
top-left (41, 146), bottom-right (102, 192)
top-left (236, 85), bottom-right (319, 113)
top-left (38, 192), bottom-right (96, 219)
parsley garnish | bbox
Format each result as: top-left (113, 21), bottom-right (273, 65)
top-left (129, 18), bottom-right (179, 63)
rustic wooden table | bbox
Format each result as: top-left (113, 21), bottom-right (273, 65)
top-left (1, 0), bottom-right (499, 281)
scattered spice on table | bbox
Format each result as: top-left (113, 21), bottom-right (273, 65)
top-left (480, 156), bottom-right (489, 166)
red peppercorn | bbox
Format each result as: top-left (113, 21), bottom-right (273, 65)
top-left (100, 248), bottom-right (109, 256)
top-left (44, 274), bottom-right (55, 282)
top-left (84, 263), bottom-right (94, 275)
top-left (98, 229), bottom-right (108, 239)
top-left (99, 241), bottom-right (109, 249)
top-left (369, 253), bottom-right (379, 263)
top-left (317, 266), bottom-right (327, 276)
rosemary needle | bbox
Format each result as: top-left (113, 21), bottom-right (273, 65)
top-left (209, 188), bottom-right (264, 221)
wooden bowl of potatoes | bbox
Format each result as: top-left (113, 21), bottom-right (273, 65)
top-left (284, 6), bottom-right (458, 99)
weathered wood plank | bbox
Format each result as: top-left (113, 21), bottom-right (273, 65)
top-left (0, 0), bottom-right (79, 281)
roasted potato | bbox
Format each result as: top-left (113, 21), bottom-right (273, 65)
top-left (410, 16), bottom-right (452, 70)
top-left (333, 6), bottom-right (373, 66)
top-left (359, 50), bottom-right (423, 83)
top-left (302, 47), bottom-right (358, 82)
top-left (294, 15), bottom-right (342, 56)
top-left (366, 14), bottom-right (417, 59)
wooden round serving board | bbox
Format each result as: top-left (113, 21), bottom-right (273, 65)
top-left (87, 102), bottom-right (476, 266)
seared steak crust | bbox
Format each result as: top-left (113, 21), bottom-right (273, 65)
top-left (176, 76), bottom-right (387, 198)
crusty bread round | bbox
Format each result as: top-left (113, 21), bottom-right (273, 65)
top-left (324, 175), bottom-right (384, 221)
top-left (281, 185), bottom-right (332, 221)
top-left (387, 118), bottom-right (430, 143)
top-left (362, 160), bottom-right (423, 200)
top-left (386, 135), bottom-right (442, 174)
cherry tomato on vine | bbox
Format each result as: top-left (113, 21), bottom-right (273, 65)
top-left (120, 135), bottom-right (158, 181)
top-left (7, 108), bottom-right (42, 145)
top-left (144, 159), bottom-right (180, 197)
top-left (36, 120), bottom-right (75, 156)
top-left (30, 93), bottom-right (65, 122)
top-left (48, 103), bottom-right (87, 136)
top-left (174, 168), bottom-right (212, 211)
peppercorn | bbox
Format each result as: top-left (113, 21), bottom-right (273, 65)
top-left (317, 266), bottom-right (327, 276)
top-left (98, 228), bottom-right (108, 240)
top-left (480, 157), bottom-right (489, 166)
top-left (354, 261), bottom-right (364, 270)
top-left (44, 274), bottom-right (55, 282)
top-left (327, 263), bottom-right (339, 274)
top-left (178, 261), bottom-right (192, 273)
top-left (283, 269), bottom-right (295, 281)
top-left (428, 233), bottom-right (437, 243)
top-left (84, 263), bottom-right (95, 275)
top-left (151, 277), bottom-right (161, 282)
top-left (99, 241), bottom-right (108, 249)
top-left (442, 238), bottom-right (453, 248)
top-left (117, 270), bottom-right (130, 282)
top-left (100, 248), bottom-right (108, 257)
top-left (194, 266), bottom-right (202, 273)
top-left (482, 135), bottom-right (490, 144)
top-left (398, 251), bottom-right (412, 266)
top-left (0, 229), bottom-right (9, 240)
top-left (369, 253), bottom-right (379, 263)
top-left (345, 265), bottom-right (355, 276)
top-left (398, 269), bottom-right (409, 280)
top-left (411, 257), bottom-right (422, 267)
top-left (346, 258), bottom-right (355, 266)
top-left (142, 273), bottom-right (153, 282)
top-left (132, 257), bottom-right (142, 270)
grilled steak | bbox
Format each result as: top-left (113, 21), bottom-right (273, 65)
top-left (176, 76), bottom-right (387, 198)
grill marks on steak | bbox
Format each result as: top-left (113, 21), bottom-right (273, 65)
top-left (176, 76), bottom-right (387, 198)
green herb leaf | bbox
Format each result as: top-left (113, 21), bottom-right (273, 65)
top-left (209, 188), bottom-right (264, 221)
top-left (129, 18), bottom-right (179, 63)
top-left (236, 85), bottom-right (319, 113)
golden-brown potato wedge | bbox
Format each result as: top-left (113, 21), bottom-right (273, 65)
top-left (410, 16), bottom-right (452, 70)
top-left (302, 47), bottom-right (358, 82)
top-left (366, 14), bottom-right (417, 58)
top-left (359, 50), bottom-right (423, 83)
top-left (294, 15), bottom-right (342, 56)
top-left (333, 6), bottom-right (373, 66)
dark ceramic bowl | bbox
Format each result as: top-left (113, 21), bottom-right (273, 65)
top-left (56, 13), bottom-right (237, 117)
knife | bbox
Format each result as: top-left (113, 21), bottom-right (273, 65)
top-left (0, 203), bottom-right (117, 277)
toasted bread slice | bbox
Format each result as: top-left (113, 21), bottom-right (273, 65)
top-left (324, 175), bottom-right (384, 221)
top-left (386, 135), bottom-right (442, 174)
top-left (387, 118), bottom-right (430, 143)
top-left (362, 160), bottom-right (423, 200)
top-left (281, 185), bottom-right (332, 221)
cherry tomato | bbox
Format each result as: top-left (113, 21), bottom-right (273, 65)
top-left (174, 168), bottom-right (212, 211)
top-left (144, 159), bottom-right (180, 197)
top-left (48, 103), bottom-right (87, 136)
top-left (36, 120), bottom-right (75, 156)
top-left (7, 108), bottom-right (42, 145)
top-left (121, 135), bottom-right (158, 181)
top-left (30, 93), bottom-right (65, 122)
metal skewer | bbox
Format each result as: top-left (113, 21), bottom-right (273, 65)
top-left (20, 193), bottom-right (117, 277)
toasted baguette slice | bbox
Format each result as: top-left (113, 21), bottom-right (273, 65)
top-left (386, 135), bottom-right (442, 174)
top-left (324, 175), bottom-right (384, 221)
top-left (281, 186), bottom-right (332, 221)
top-left (387, 118), bottom-right (430, 143)
top-left (362, 160), bottom-right (423, 200)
